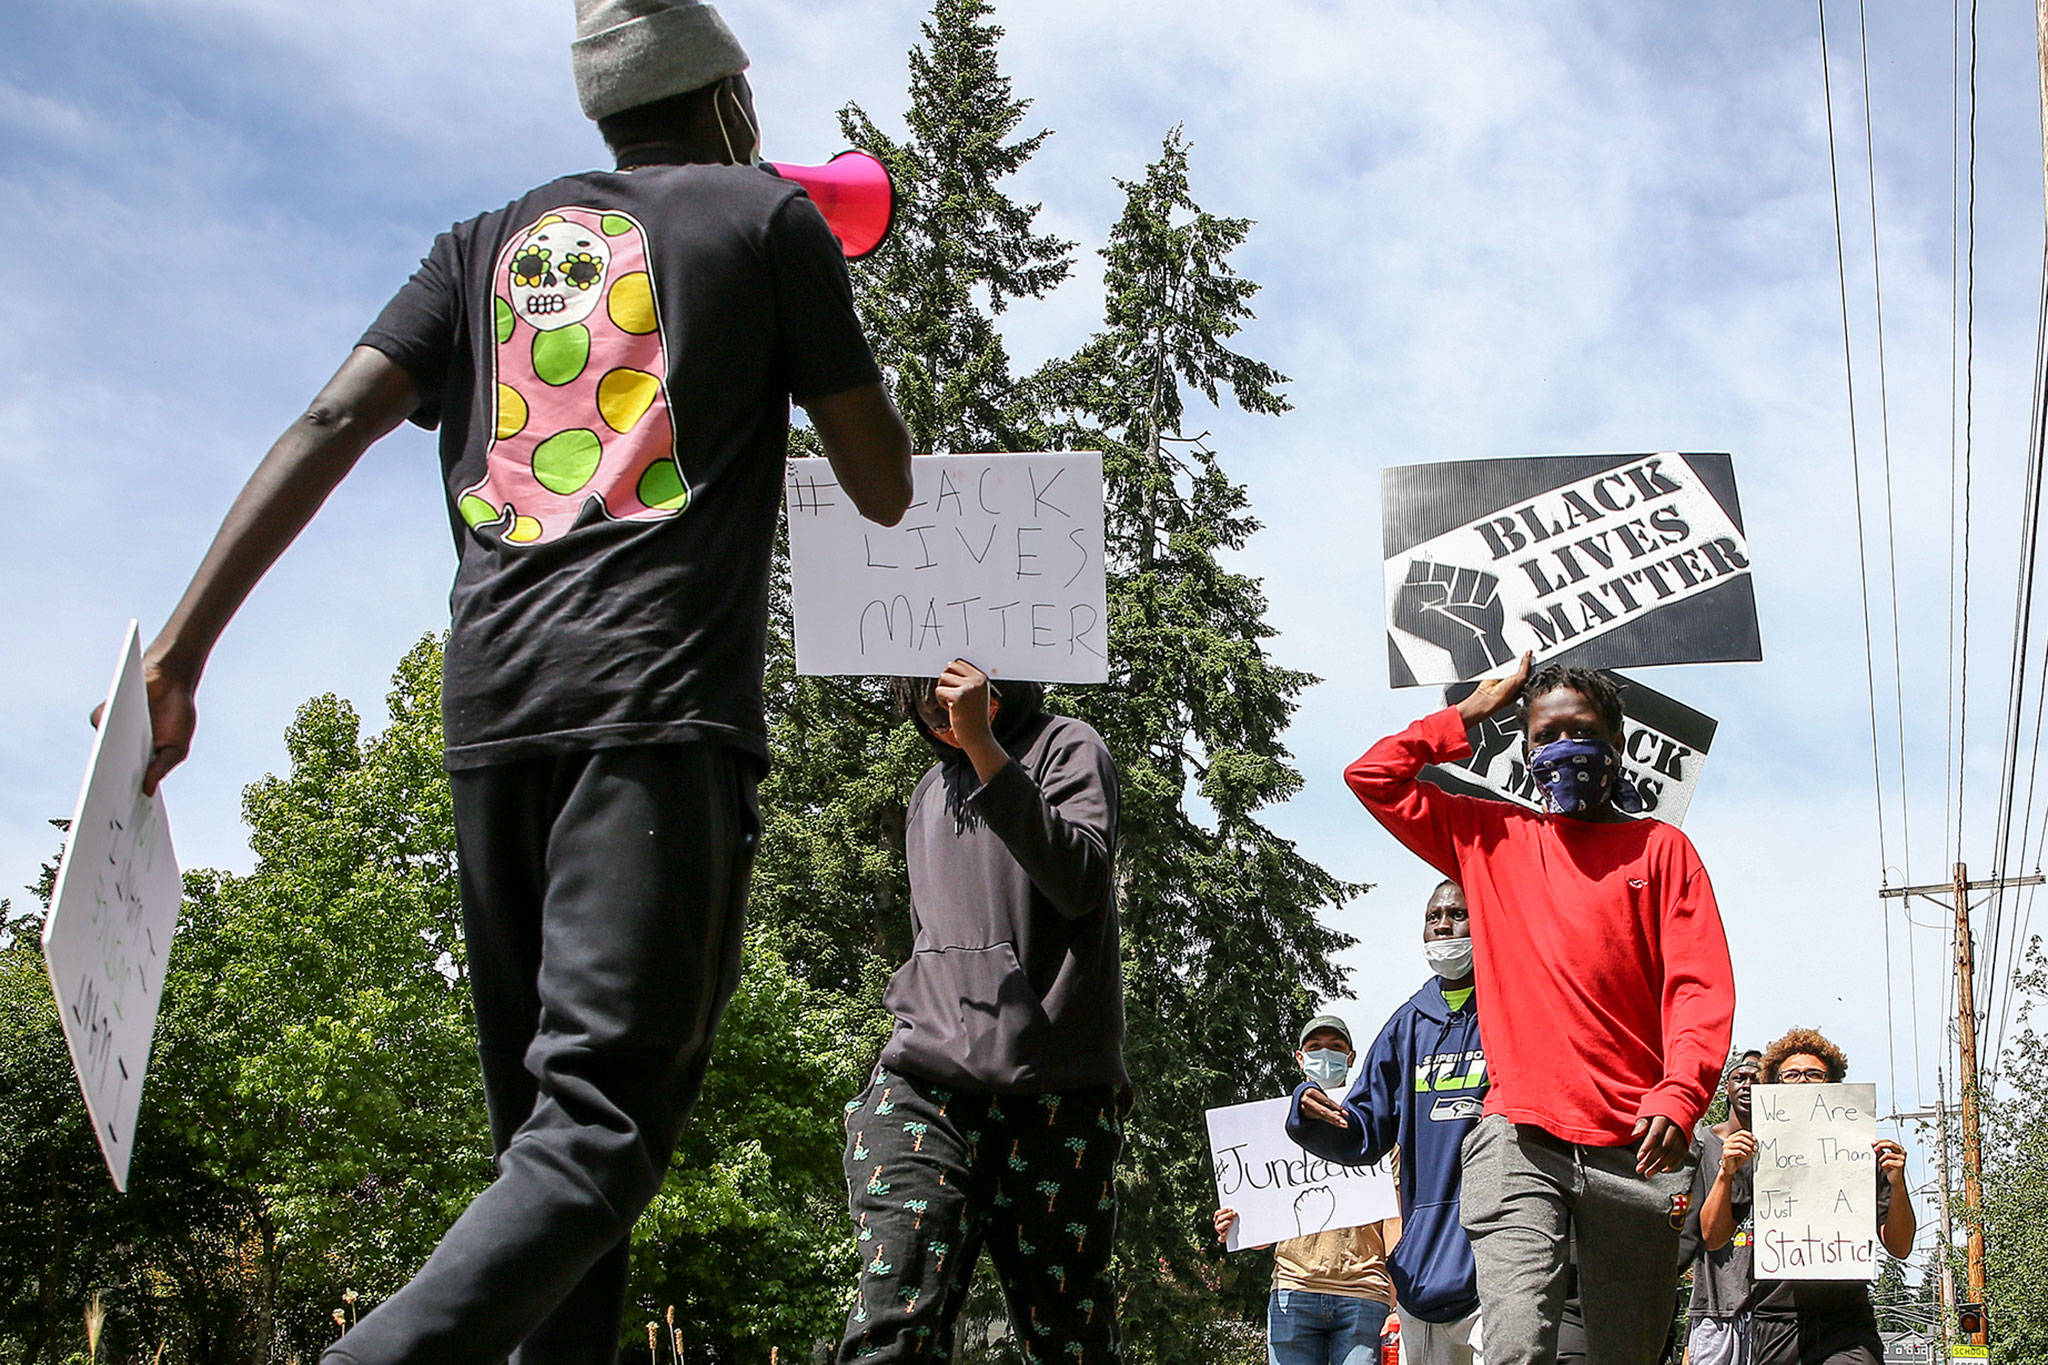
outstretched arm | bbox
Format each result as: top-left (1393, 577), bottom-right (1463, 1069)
top-left (128, 346), bottom-right (419, 792)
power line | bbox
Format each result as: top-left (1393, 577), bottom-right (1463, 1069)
top-left (1855, 0), bottom-right (1915, 891)
top-left (1817, 0), bottom-right (1893, 910)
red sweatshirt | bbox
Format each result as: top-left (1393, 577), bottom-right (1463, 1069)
top-left (1348, 707), bottom-right (1735, 1145)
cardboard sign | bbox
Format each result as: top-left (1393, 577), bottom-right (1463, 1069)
top-left (1382, 453), bottom-right (1760, 687)
top-left (1750, 1083), bottom-right (1881, 1281)
top-left (1205, 1096), bottom-right (1398, 1251)
top-left (1422, 671), bottom-right (1718, 824)
top-left (786, 453), bottom-right (1108, 683)
top-left (43, 622), bottom-right (183, 1191)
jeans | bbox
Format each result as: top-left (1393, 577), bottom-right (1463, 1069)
top-left (1268, 1289), bottom-right (1390, 1365)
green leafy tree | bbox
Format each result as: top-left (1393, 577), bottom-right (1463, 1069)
top-left (0, 639), bottom-right (890, 1363)
top-left (1027, 130), bottom-right (1358, 1354)
top-left (1980, 939), bottom-right (2048, 1362)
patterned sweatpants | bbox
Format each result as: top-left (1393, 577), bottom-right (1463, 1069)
top-left (837, 1066), bottom-right (1124, 1363)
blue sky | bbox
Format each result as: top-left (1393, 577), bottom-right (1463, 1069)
top-left (8, 0), bottom-right (2048, 1270)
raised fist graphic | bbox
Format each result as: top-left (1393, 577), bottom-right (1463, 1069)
top-left (1394, 560), bottom-right (1516, 679)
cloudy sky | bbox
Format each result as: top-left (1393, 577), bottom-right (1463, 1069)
top-left (8, 0), bottom-right (2048, 1265)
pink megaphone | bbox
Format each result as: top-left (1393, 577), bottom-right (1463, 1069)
top-left (767, 150), bottom-right (895, 260)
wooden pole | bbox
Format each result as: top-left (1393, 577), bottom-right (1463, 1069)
top-left (1954, 862), bottom-right (1989, 1347)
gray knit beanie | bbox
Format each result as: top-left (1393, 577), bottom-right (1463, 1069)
top-left (572, 0), bottom-right (750, 122)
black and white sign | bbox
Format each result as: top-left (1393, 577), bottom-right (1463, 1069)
top-left (1422, 671), bottom-right (1718, 824)
top-left (1382, 453), bottom-right (1761, 687)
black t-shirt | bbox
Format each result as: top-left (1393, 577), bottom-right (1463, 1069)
top-left (360, 163), bottom-right (881, 769)
top-left (1682, 1127), bottom-right (1756, 1319)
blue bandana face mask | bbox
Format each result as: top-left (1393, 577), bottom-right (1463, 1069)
top-left (1527, 736), bottom-right (1644, 816)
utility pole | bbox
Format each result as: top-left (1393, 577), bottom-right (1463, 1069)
top-left (1879, 862), bottom-right (2042, 1351)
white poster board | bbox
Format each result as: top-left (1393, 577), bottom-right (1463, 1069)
top-left (43, 622), bottom-right (183, 1191)
top-left (1205, 1096), bottom-right (1399, 1251)
top-left (786, 453), bottom-right (1108, 682)
top-left (1750, 1082), bottom-right (1880, 1281)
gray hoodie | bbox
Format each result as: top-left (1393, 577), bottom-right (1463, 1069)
top-left (878, 707), bottom-right (1126, 1092)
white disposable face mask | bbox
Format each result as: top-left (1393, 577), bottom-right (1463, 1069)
top-left (1301, 1049), bottom-right (1350, 1090)
top-left (1425, 936), bottom-right (1474, 981)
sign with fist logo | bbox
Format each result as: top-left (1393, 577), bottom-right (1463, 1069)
top-left (1381, 453), bottom-right (1761, 686)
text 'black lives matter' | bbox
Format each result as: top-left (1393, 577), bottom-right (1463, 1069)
top-left (1381, 453), bottom-right (1761, 687)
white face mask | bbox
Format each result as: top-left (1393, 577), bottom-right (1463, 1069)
top-left (1425, 936), bottom-right (1474, 981)
top-left (1301, 1049), bottom-right (1351, 1090)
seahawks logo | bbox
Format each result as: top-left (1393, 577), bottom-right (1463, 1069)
top-left (1430, 1096), bottom-right (1484, 1122)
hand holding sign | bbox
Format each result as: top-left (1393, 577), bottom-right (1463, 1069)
top-left (91, 651), bottom-right (194, 798)
top-left (1204, 1097), bottom-right (1397, 1251)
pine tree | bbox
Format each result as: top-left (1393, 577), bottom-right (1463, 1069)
top-left (753, 0), bottom-right (1074, 998)
top-left (1031, 129), bottom-right (1359, 1355)
top-left (839, 0), bottom-right (1072, 453)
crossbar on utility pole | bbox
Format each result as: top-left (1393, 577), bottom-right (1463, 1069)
top-left (1881, 862), bottom-right (2041, 1349)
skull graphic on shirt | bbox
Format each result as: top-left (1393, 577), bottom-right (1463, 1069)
top-left (458, 207), bottom-right (685, 546)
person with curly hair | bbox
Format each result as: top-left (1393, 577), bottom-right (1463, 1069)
top-left (1699, 1029), bottom-right (1915, 1365)
top-left (1346, 654), bottom-right (1735, 1365)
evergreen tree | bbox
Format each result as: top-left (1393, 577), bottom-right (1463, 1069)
top-left (1031, 129), bottom-right (1359, 1355)
top-left (753, 0), bottom-right (1074, 999)
top-left (839, 0), bottom-right (1072, 454)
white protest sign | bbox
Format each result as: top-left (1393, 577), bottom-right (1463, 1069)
top-left (43, 622), bottom-right (183, 1191)
top-left (1750, 1082), bottom-right (1880, 1281)
top-left (1205, 1096), bottom-right (1398, 1251)
top-left (786, 453), bottom-right (1108, 682)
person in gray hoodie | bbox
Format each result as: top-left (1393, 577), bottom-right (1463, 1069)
top-left (836, 658), bottom-right (1125, 1363)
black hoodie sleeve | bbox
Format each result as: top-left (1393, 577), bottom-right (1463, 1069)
top-left (967, 721), bottom-right (1118, 920)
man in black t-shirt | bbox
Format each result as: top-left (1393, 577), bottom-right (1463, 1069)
top-left (118, 4), bottom-right (912, 1363)
top-left (1679, 1051), bottom-right (1763, 1365)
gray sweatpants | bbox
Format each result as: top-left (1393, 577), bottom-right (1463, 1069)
top-left (1458, 1116), bottom-right (1689, 1365)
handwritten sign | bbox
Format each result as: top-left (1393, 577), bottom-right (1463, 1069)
top-left (1205, 1096), bottom-right (1398, 1251)
top-left (1382, 453), bottom-right (1761, 687)
top-left (1750, 1082), bottom-right (1879, 1281)
top-left (1423, 670), bottom-right (1718, 825)
top-left (786, 453), bottom-right (1108, 683)
top-left (43, 622), bottom-right (183, 1191)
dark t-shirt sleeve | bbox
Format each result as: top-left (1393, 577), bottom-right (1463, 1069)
top-left (766, 192), bottom-right (883, 403)
top-left (359, 228), bottom-right (464, 429)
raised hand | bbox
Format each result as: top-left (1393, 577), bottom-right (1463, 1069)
top-left (1298, 1086), bottom-right (1353, 1130)
top-left (1394, 560), bottom-right (1516, 679)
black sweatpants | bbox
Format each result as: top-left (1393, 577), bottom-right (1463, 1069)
top-left (838, 1066), bottom-right (1124, 1362)
top-left (326, 742), bottom-right (760, 1365)
top-left (1749, 1308), bottom-right (1882, 1365)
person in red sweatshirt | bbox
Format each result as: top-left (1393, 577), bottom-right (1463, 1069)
top-left (1346, 654), bottom-right (1734, 1365)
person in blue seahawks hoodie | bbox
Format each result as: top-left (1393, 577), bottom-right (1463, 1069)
top-left (1288, 880), bottom-right (1487, 1365)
